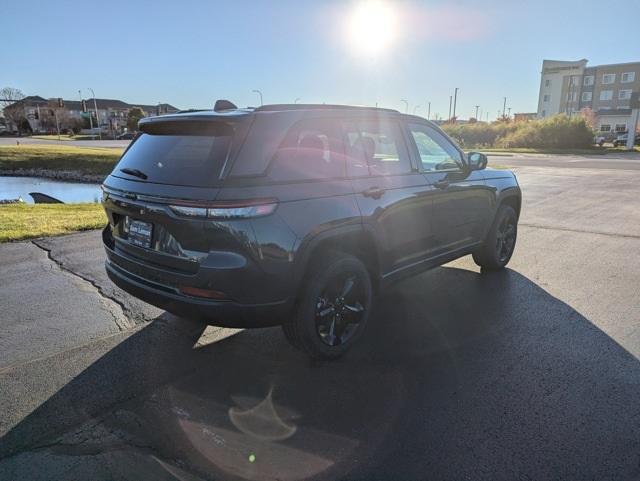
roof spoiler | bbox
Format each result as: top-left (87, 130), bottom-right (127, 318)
top-left (214, 99), bottom-right (237, 112)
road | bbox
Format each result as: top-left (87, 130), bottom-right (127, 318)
top-left (1, 156), bottom-right (640, 480)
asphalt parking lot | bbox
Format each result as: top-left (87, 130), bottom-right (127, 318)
top-left (1, 155), bottom-right (639, 480)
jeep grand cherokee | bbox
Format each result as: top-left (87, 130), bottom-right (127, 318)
top-left (102, 102), bottom-right (521, 359)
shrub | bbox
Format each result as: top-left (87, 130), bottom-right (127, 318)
top-left (441, 122), bottom-right (518, 148)
top-left (496, 115), bottom-right (593, 149)
top-left (441, 114), bottom-right (594, 149)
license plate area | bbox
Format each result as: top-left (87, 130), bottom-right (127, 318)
top-left (126, 218), bottom-right (153, 248)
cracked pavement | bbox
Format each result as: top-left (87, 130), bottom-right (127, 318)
top-left (1, 157), bottom-right (640, 480)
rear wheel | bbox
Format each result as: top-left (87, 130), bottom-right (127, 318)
top-left (282, 252), bottom-right (373, 359)
top-left (472, 205), bottom-right (518, 270)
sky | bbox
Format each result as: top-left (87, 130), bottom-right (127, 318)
top-left (2, 0), bottom-right (638, 120)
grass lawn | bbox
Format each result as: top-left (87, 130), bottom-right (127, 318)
top-left (0, 203), bottom-right (107, 242)
top-left (0, 144), bottom-right (122, 175)
top-left (30, 135), bottom-right (76, 141)
top-left (479, 146), bottom-right (640, 155)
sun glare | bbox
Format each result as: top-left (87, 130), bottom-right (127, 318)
top-left (347, 0), bottom-right (398, 57)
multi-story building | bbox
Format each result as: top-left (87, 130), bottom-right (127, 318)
top-left (537, 59), bottom-right (640, 135)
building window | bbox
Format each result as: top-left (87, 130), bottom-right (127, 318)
top-left (602, 74), bottom-right (615, 84)
top-left (618, 89), bottom-right (632, 100)
top-left (581, 91), bottom-right (593, 102)
top-left (569, 76), bottom-right (579, 86)
top-left (621, 72), bottom-right (636, 83)
top-left (615, 123), bottom-right (627, 133)
top-left (600, 124), bottom-right (611, 132)
top-left (600, 90), bottom-right (613, 101)
top-left (583, 75), bottom-right (594, 86)
top-left (543, 94), bottom-right (550, 102)
top-left (544, 79), bottom-right (551, 87)
top-left (566, 92), bottom-right (577, 101)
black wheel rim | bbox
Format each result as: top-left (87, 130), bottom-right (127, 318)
top-left (315, 273), bottom-right (366, 347)
top-left (496, 215), bottom-right (516, 263)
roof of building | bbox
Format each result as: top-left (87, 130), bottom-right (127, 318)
top-left (135, 103), bottom-right (179, 113)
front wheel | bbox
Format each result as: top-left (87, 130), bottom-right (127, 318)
top-left (282, 252), bottom-right (373, 359)
top-left (472, 205), bottom-right (518, 270)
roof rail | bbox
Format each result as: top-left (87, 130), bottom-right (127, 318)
top-left (254, 103), bottom-right (399, 113)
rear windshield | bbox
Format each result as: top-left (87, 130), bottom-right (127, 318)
top-left (114, 123), bottom-right (233, 187)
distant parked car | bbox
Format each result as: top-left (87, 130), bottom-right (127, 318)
top-left (117, 132), bottom-right (136, 140)
top-left (613, 132), bottom-right (640, 147)
top-left (594, 132), bottom-right (616, 146)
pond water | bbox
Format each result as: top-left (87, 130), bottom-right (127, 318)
top-left (0, 176), bottom-right (102, 204)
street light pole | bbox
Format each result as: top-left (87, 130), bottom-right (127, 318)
top-left (294, 98), bottom-right (300, 104)
top-left (400, 99), bottom-right (408, 113)
top-left (502, 97), bottom-right (507, 118)
top-left (80, 89), bottom-right (93, 132)
top-left (452, 87), bottom-right (459, 123)
top-left (474, 105), bottom-right (480, 120)
top-left (88, 87), bottom-right (101, 140)
top-left (427, 101), bottom-right (431, 120)
top-left (252, 89), bottom-right (263, 106)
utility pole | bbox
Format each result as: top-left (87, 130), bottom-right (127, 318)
top-left (400, 99), bottom-right (408, 113)
top-left (452, 88), bottom-right (459, 123)
top-left (448, 96), bottom-right (452, 122)
top-left (474, 105), bottom-right (480, 120)
top-left (502, 97), bottom-right (507, 118)
top-left (252, 89), bottom-right (263, 106)
top-left (88, 87), bottom-right (101, 140)
top-left (427, 101), bottom-right (431, 120)
top-left (54, 109), bottom-right (61, 140)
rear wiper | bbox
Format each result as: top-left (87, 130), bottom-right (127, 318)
top-left (120, 168), bottom-right (148, 180)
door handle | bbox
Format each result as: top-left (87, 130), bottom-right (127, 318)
top-left (434, 179), bottom-right (450, 189)
top-left (362, 186), bottom-right (385, 199)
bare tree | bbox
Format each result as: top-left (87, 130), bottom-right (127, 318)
top-left (0, 87), bottom-right (26, 132)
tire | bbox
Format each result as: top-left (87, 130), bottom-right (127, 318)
top-left (282, 251), bottom-right (373, 360)
top-left (472, 205), bottom-right (518, 271)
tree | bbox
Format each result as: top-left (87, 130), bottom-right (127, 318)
top-left (0, 87), bottom-right (26, 133)
top-left (127, 107), bottom-right (145, 131)
top-left (579, 107), bottom-right (596, 130)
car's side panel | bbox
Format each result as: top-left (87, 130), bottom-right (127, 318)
top-left (352, 173), bottom-right (436, 274)
top-left (221, 180), bottom-right (361, 301)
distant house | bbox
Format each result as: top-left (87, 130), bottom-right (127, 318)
top-left (513, 113), bottom-right (537, 122)
top-left (2, 96), bottom-right (179, 134)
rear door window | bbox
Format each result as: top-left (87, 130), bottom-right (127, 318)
top-left (343, 119), bottom-right (411, 177)
top-left (114, 122), bottom-right (234, 187)
top-left (267, 118), bottom-right (346, 182)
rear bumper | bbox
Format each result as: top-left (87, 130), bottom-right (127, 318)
top-left (106, 259), bottom-right (292, 327)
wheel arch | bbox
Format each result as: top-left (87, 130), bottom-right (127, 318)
top-left (293, 225), bottom-right (381, 299)
top-left (497, 189), bottom-right (522, 219)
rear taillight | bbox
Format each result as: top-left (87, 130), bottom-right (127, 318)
top-left (169, 199), bottom-right (278, 219)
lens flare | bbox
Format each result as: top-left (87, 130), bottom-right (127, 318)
top-left (347, 0), bottom-right (398, 57)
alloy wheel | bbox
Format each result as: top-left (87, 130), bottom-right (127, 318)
top-left (315, 274), bottom-right (366, 346)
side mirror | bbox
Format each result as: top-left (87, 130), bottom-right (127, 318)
top-left (467, 152), bottom-right (488, 170)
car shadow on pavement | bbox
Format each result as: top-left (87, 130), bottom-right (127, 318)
top-left (1, 266), bottom-right (640, 481)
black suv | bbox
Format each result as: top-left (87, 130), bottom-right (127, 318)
top-left (102, 102), bottom-right (521, 359)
